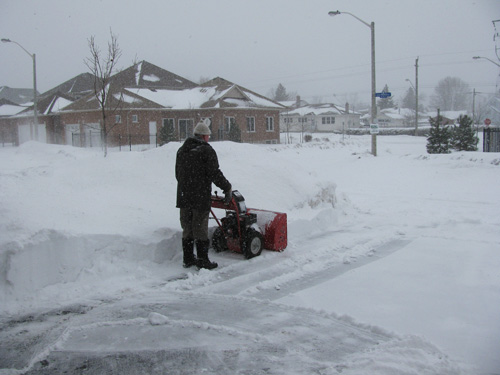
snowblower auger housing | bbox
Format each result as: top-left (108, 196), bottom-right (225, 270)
top-left (210, 190), bottom-right (287, 259)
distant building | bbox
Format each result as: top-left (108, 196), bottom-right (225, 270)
top-left (280, 102), bottom-right (361, 134)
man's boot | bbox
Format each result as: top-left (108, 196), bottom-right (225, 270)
top-left (182, 238), bottom-right (197, 268)
top-left (195, 239), bottom-right (218, 270)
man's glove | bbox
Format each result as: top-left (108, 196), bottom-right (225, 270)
top-left (223, 189), bottom-right (232, 205)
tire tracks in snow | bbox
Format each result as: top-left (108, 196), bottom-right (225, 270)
top-left (162, 227), bottom-right (412, 301)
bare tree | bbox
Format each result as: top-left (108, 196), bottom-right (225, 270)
top-left (198, 76), bottom-right (211, 84)
top-left (430, 76), bottom-right (470, 111)
top-left (84, 30), bottom-right (122, 157)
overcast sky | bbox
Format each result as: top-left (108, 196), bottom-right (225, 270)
top-left (1, 0), bottom-right (499, 108)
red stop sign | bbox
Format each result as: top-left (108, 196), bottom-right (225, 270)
top-left (484, 118), bottom-right (491, 126)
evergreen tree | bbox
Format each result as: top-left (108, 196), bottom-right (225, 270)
top-left (427, 114), bottom-right (451, 154)
top-left (158, 120), bottom-right (176, 145)
top-left (377, 84), bottom-right (395, 110)
top-left (452, 115), bottom-right (478, 151)
top-left (274, 83), bottom-right (290, 101)
top-left (228, 122), bottom-right (241, 142)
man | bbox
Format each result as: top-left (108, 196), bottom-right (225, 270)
top-left (175, 119), bottom-right (232, 270)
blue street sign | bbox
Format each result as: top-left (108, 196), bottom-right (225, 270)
top-left (376, 92), bottom-right (392, 98)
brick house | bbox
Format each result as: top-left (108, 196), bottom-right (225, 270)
top-left (0, 61), bottom-right (284, 146)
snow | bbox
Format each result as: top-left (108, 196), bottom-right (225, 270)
top-left (0, 134), bottom-right (499, 374)
top-left (242, 90), bottom-right (285, 108)
top-left (142, 74), bottom-right (160, 82)
top-left (116, 92), bottom-right (142, 104)
top-left (44, 97), bottom-right (74, 114)
top-left (0, 104), bottom-right (26, 116)
top-left (128, 86), bottom-right (218, 109)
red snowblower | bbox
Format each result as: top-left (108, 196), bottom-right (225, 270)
top-left (210, 190), bottom-right (287, 259)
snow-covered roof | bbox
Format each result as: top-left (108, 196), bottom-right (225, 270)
top-left (126, 86), bottom-right (219, 109)
top-left (427, 110), bottom-right (467, 119)
top-left (283, 103), bottom-right (359, 116)
top-left (379, 108), bottom-right (406, 120)
top-left (123, 83), bottom-right (284, 110)
top-left (44, 96), bottom-right (74, 115)
top-left (0, 103), bottom-right (27, 116)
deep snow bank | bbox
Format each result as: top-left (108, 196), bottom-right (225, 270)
top-left (0, 140), bottom-right (340, 314)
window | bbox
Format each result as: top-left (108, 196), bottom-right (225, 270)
top-left (224, 116), bottom-right (235, 132)
top-left (266, 117), bottom-right (274, 132)
top-left (322, 116), bottom-right (335, 125)
top-left (178, 119), bottom-right (194, 140)
top-left (132, 114), bottom-right (138, 123)
top-left (115, 115), bottom-right (121, 123)
top-left (246, 117), bottom-right (255, 132)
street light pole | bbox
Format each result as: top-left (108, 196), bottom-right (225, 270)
top-left (472, 56), bottom-right (500, 67)
top-left (414, 57), bottom-right (419, 136)
top-left (329, 10), bottom-right (377, 156)
top-left (1, 38), bottom-right (38, 141)
top-left (405, 57), bottom-right (419, 136)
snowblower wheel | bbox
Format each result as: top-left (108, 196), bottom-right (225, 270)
top-left (243, 228), bottom-right (264, 259)
top-left (212, 227), bottom-right (228, 252)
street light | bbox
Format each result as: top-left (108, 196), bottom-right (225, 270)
top-left (472, 56), bottom-right (500, 68)
top-left (328, 10), bottom-right (377, 156)
top-left (1, 38), bottom-right (38, 140)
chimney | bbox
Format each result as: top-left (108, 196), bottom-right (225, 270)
top-left (296, 95), bottom-right (301, 108)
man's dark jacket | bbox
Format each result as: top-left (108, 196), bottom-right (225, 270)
top-left (176, 136), bottom-right (231, 211)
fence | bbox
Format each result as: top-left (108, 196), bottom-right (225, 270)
top-left (0, 129), bottom-right (16, 146)
top-left (72, 131), bottom-right (159, 151)
top-left (483, 128), bottom-right (500, 152)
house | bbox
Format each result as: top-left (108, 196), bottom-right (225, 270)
top-left (376, 108), bottom-right (416, 128)
top-left (0, 61), bottom-right (285, 146)
top-left (427, 110), bottom-right (467, 125)
top-left (0, 99), bottom-right (27, 144)
top-left (280, 102), bottom-right (361, 134)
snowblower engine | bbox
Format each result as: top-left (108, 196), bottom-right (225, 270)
top-left (210, 190), bottom-right (287, 259)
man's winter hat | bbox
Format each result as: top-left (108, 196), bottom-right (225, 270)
top-left (194, 118), bottom-right (211, 135)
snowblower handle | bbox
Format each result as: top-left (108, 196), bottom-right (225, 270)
top-left (223, 189), bottom-right (233, 205)
top-left (211, 190), bottom-right (245, 212)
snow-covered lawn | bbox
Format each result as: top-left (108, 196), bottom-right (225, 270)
top-left (0, 135), bottom-right (499, 374)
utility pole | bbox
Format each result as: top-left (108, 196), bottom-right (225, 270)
top-left (415, 57), bottom-right (419, 136)
top-left (472, 88), bottom-right (476, 124)
top-left (371, 21), bottom-right (377, 156)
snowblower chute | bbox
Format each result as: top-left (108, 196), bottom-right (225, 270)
top-left (210, 190), bottom-right (287, 259)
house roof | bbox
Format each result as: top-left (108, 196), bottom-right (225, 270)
top-left (65, 74), bottom-right (285, 112)
top-left (12, 92), bottom-right (76, 117)
top-left (4, 61), bottom-right (284, 115)
top-left (379, 108), bottom-right (408, 120)
top-left (0, 101), bottom-right (27, 117)
top-left (427, 110), bottom-right (467, 120)
top-left (110, 61), bottom-right (197, 90)
top-left (284, 103), bottom-right (358, 116)
top-left (40, 73), bottom-right (96, 100)
top-left (0, 86), bottom-right (37, 105)
top-left (123, 81), bottom-right (285, 110)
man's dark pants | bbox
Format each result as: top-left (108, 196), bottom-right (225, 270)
top-left (180, 208), bottom-right (209, 241)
